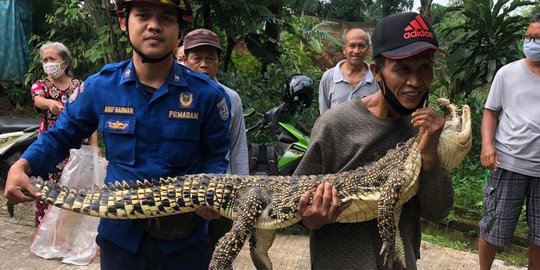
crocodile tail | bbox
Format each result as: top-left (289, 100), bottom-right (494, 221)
top-left (31, 176), bottom-right (196, 219)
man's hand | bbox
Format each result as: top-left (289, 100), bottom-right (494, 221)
top-left (297, 182), bottom-right (350, 230)
top-left (480, 143), bottom-right (499, 171)
top-left (3, 159), bottom-right (40, 203)
top-left (195, 207), bottom-right (221, 220)
top-left (411, 108), bottom-right (445, 171)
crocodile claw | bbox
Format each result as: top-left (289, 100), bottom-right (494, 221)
top-left (7, 201), bottom-right (15, 217)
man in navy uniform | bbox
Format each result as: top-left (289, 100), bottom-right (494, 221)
top-left (4, 0), bottom-right (231, 269)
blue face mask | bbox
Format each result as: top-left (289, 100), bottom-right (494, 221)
top-left (524, 40), bottom-right (540, 62)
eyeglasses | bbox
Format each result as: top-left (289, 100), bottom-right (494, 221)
top-left (524, 35), bottom-right (539, 43)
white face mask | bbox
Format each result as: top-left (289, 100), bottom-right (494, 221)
top-left (524, 40), bottom-right (540, 62)
top-left (43, 61), bottom-right (65, 79)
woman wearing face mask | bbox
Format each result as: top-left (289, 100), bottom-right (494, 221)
top-left (29, 41), bottom-right (99, 227)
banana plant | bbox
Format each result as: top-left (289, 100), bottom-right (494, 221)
top-left (440, 0), bottom-right (534, 100)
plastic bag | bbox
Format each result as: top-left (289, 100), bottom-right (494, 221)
top-left (30, 145), bottom-right (107, 265)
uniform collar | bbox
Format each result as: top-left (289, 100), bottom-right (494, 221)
top-left (119, 59), bottom-right (188, 88)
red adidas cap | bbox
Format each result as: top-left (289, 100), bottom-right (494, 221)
top-left (372, 12), bottom-right (447, 59)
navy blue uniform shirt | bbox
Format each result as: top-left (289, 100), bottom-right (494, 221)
top-left (23, 59), bottom-right (231, 255)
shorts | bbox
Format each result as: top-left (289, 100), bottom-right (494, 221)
top-left (479, 168), bottom-right (540, 246)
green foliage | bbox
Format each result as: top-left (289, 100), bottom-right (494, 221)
top-left (315, 0), bottom-right (413, 21)
top-left (220, 49), bottom-right (321, 144)
top-left (452, 161), bottom-right (485, 211)
top-left (0, 82), bottom-right (31, 108)
top-left (378, 0), bottom-right (414, 16)
top-left (443, 90), bottom-right (486, 212)
top-left (191, 0), bottom-right (277, 72)
top-left (216, 13), bottom-right (327, 145)
top-left (524, 3), bottom-right (540, 16)
top-left (422, 233), bottom-right (471, 251)
top-left (316, 0), bottom-right (370, 21)
top-left (428, 4), bottom-right (450, 25)
top-left (440, 0), bottom-right (535, 99)
top-left (279, 223), bottom-right (309, 235)
top-left (11, 0), bottom-right (128, 107)
top-left (281, 15), bottom-right (340, 53)
top-left (363, 0), bottom-right (414, 22)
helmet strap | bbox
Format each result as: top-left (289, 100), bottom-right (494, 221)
top-left (378, 76), bottom-right (428, 116)
top-left (125, 15), bottom-right (173, 64)
top-left (131, 43), bottom-right (173, 63)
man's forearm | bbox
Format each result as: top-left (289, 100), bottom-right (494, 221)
top-left (480, 109), bottom-right (499, 146)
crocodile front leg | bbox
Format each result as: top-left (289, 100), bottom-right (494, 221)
top-left (209, 189), bottom-right (266, 270)
top-left (249, 229), bottom-right (277, 270)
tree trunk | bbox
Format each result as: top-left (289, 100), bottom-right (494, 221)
top-left (449, 78), bottom-right (465, 101)
top-left (420, 0), bottom-right (433, 20)
top-left (222, 33), bottom-right (236, 73)
top-left (202, 0), bottom-right (212, 30)
top-left (261, 3), bottom-right (283, 73)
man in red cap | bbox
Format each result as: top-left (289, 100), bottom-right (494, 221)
top-left (295, 12), bottom-right (453, 269)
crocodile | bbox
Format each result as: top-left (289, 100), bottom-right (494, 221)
top-left (31, 98), bottom-right (472, 269)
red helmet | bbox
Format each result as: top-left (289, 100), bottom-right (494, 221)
top-left (115, 0), bottom-right (193, 26)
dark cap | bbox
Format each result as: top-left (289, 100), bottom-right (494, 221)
top-left (183, 29), bottom-right (222, 51)
top-left (372, 12), bottom-right (446, 59)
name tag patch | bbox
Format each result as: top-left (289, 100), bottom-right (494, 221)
top-left (168, 110), bottom-right (199, 120)
top-left (104, 106), bottom-right (134, 115)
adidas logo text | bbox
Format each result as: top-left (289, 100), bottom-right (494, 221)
top-left (403, 15), bottom-right (434, 39)
top-left (403, 29), bottom-right (433, 39)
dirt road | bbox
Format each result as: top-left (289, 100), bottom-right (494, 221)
top-left (0, 200), bottom-right (526, 270)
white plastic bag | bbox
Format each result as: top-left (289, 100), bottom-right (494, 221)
top-left (30, 145), bottom-right (107, 265)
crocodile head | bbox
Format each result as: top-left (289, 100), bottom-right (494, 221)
top-left (436, 98), bottom-right (472, 171)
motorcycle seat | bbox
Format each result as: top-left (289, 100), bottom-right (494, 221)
top-left (0, 117), bottom-right (39, 134)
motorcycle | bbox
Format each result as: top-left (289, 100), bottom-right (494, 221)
top-left (246, 74), bottom-right (313, 176)
top-left (0, 116), bottom-right (39, 217)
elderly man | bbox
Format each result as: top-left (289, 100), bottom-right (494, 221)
top-left (183, 28), bottom-right (249, 248)
top-left (318, 28), bottom-right (379, 114)
top-left (296, 12), bottom-right (453, 269)
top-left (183, 28), bottom-right (248, 176)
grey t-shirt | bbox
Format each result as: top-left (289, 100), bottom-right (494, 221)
top-left (218, 82), bottom-right (249, 175)
top-left (318, 60), bottom-right (379, 114)
top-left (485, 59), bottom-right (540, 177)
